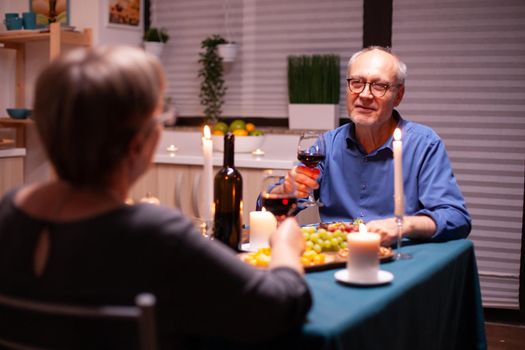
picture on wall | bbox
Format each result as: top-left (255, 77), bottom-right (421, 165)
top-left (30, 0), bottom-right (69, 26)
top-left (107, 0), bottom-right (143, 30)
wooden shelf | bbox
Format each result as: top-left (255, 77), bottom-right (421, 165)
top-left (0, 23), bottom-right (93, 107)
top-left (0, 23), bottom-right (92, 147)
top-left (0, 117), bottom-right (32, 125)
top-left (0, 28), bottom-right (91, 47)
top-left (0, 118), bottom-right (33, 148)
top-left (0, 23), bottom-right (92, 60)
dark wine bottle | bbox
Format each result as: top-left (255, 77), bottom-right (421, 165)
top-left (213, 133), bottom-right (243, 251)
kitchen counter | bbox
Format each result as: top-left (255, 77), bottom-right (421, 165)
top-left (0, 148), bottom-right (25, 158)
top-left (155, 130), bottom-right (300, 169)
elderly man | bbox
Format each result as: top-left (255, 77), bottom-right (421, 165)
top-left (290, 46), bottom-right (471, 246)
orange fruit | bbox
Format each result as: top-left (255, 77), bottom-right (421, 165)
top-left (232, 129), bottom-right (248, 136)
top-left (212, 129), bottom-right (225, 136)
top-left (246, 122), bottom-right (256, 132)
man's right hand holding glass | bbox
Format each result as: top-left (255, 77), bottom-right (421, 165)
top-left (285, 166), bottom-right (321, 199)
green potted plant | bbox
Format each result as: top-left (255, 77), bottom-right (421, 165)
top-left (143, 27), bottom-right (170, 57)
top-left (198, 34), bottom-right (227, 124)
top-left (287, 54), bottom-right (340, 130)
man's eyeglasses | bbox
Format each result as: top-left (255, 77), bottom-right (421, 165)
top-left (346, 78), bottom-right (400, 97)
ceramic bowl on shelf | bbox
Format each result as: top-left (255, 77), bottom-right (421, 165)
top-left (6, 108), bottom-right (32, 119)
top-left (212, 135), bottom-right (265, 153)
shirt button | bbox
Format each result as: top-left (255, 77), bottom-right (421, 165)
top-left (361, 184), bottom-right (366, 190)
top-left (360, 211), bottom-right (364, 217)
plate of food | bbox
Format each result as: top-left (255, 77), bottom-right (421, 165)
top-left (301, 220), bottom-right (394, 262)
top-left (239, 247), bottom-right (346, 272)
top-left (238, 245), bottom-right (393, 273)
top-left (318, 220), bottom-right (362, 233)
top-left (301, 220), bottom-right (363, 254)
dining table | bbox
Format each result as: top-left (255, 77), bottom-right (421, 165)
top-left (209, 238), bottom-right (487, 350)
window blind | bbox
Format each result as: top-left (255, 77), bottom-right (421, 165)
top-left (393, 0), bottom-right (525, 308)
top-left (151, 0), bottom-right (362, 119)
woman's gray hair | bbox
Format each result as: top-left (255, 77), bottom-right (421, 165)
top-left (348, 46), bottom-right (407, 84)
top-left (33, 46), bottom-right (165, 188)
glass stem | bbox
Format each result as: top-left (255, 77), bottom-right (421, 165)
top-left (395, 215), bottom-right (403, 254)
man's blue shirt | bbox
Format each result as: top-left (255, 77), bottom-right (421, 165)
top-left (316, 111), bottom-right (471, 241)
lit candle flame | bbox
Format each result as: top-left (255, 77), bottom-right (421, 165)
top-left (203, 125), bottom-right (211, 139)
top-left (394, 128), bottom-right (402, 141)
top-left (359, 223), bottom-right (368, 234)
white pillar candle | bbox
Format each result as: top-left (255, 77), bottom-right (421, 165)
top-left (346, 226), bottom-right (380, 282)
top-left (202, 125), bottom-right (214, 222)
top-left (393, 128), bottom-right (404, 217)
top-left (249, 211), bottom-right (277, 250)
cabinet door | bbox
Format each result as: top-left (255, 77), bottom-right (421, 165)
top-left (157, 164), bottom-right (196, 216)
top-left (131, 164), bottom-right (203, 219)
top-left (132, 165), bottom-right (297, 227)
top-left (0, 157), bottom-right (24, 197)
top-left (129, 166), bottom-right (159, 203)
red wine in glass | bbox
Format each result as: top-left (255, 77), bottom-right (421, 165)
top-left (261, 195), bottom-right (298, 217)
top-left (260, 175), bottom-right (298, 222)
top-left (297, 152), bottom-right (326, 168)
top-left (297, 131), bottom-right (326, 206)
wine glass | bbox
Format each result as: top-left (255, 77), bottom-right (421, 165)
top-left (260, 175), bottom-right (298, 223)
top-left (297, 131), bottom-right (326, 207)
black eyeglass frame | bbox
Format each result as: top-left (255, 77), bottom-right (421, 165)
top-left (346, 78), bottom-right (402, 97)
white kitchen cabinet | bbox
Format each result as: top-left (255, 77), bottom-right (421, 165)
top-left (0, 155), bottom-right (24, 197)
top-left (130, 164), bottom-right (287, 226)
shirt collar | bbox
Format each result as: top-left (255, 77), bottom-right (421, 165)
top-left (345, 110), bottom-right (405, 152)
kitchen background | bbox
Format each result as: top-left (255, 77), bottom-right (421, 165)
top-left (0, 0), bottom-right (524, 313)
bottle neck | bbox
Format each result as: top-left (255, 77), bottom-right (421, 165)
top-left (223, 133), bottom-right (235, 167)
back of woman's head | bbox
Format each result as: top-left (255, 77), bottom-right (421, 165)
top-left (33, 46), bottom-right (165, 188)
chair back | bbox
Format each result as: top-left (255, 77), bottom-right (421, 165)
top-left (0, 292), bottom-right (157, 350)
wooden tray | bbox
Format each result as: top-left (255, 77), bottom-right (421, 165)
top-left (239, 248), bottom-right (394, 273)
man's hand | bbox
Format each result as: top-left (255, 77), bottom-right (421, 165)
top-left (366, 215), bottom-right (437, 246)
top-left (285, 166), bottom-right (320, 198)
top-left (366, 218), bottom-right (401, 247)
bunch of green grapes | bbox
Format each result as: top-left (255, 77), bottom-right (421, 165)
top-left (301, 226), bottom-right (348, 253)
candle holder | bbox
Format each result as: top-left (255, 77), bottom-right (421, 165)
top-left (196, 218), bottom-right (214, 239)
top-left (394, 215), bottom-right (411, 260)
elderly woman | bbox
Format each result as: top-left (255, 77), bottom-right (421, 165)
top-left (0, 46), bottom-right (311, 349)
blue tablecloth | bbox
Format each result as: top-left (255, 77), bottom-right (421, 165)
top-left (300, 239), bottom-right (486, 350)
top-left (208, 239), bottom-right (486, 350)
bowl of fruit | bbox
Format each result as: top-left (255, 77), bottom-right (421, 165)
top-left (212, 119), bottom-right (265, 153)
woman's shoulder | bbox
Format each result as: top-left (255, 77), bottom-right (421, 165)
top-left (0, 188), bottom-right (23, 221)
top-left (0, 187), bottom-right (18, 206)
top-left (111, 203), bottom-right (196, 239)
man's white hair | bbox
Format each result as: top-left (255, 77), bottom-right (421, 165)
top-left (348, 46), bottom-right (407, 84)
